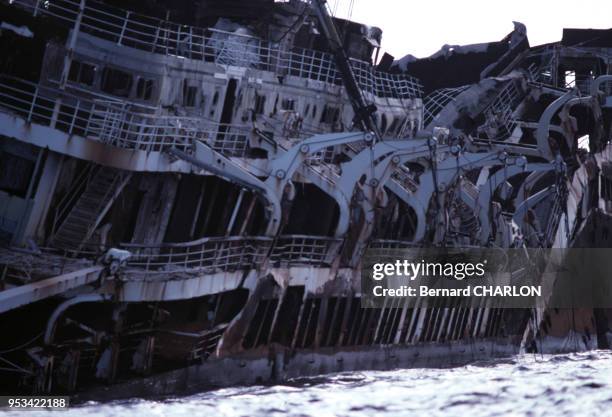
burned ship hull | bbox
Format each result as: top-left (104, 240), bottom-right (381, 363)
top-left (1, 0), bottom-right (612, 399)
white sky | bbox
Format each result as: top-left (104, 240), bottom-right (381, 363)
top-left (329, 0), bottom-right (612, 59)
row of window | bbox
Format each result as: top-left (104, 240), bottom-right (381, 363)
top-left (67, 60), bottom-right (412, 136)
top-left (68, 60), bottom-right (155, 101)
top-left (69, 60), bottom-right (218, 111)
top-left (253, 90), bottom-right (408, 136)
top-left (253, 92), bottom-right (341, 125)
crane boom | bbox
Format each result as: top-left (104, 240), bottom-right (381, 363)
top-left (310, 0), bottom-right (382, 139)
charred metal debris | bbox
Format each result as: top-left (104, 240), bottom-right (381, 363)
top-left (0, 0), bottom-right (611, 399)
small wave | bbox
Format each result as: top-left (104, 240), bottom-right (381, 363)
top-left (39, 351), bottom-right (612, 417)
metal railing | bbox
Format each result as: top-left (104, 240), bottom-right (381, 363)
top-left (5, 0), bottom-right (422, 99)
top-left (526, 55), bottom-right (555, 86)
top-left (349, 59), bottom-right (423, 99)
top-left (269, 235), bottom-right (342, 266)
top-left (86, 100), bottom-right (251, 155)
top-left (121, 236), bottom-right (272, 273)
top-left (477, 79), bottom-right (524, 140)
top-left (0, 75), bottom-right (251, 156)
top-left (188, 323), bottom-right (228, 361)
top-left (423, 85), bottom-right (470, 126)
top-left (40, 234), bottom-right (345, 273)
top-left (122, 234), bottom-right (342, 273)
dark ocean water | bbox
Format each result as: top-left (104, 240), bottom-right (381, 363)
top-left (5, 351), bottom-right (612, 417)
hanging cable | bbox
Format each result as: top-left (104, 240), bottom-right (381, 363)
top-left (347, 0), bottom-right (355, 20)
top-left (332, 0), bottom-right (340, 16)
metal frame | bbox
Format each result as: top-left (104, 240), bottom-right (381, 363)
top-left (6, 0), bottom-right (423, 99)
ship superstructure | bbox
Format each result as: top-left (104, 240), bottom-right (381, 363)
top-left (0, 0), bottom-right (611, 398)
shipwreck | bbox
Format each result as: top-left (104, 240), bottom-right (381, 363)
top-left (0, 0), bottom-right (611, 399)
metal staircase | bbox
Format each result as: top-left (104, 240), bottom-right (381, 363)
top-left (50, 166), bottom-right (132, 251)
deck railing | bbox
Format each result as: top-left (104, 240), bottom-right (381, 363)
top-left (478, 79), bottom-right (524, 140)
top-left (0, 75), bottom-right (251, 156)
top-left (38, 235), bottom-right (449, 276)
top-left (269, 235), bottom-right (342, 266)
top-left (121, 236), bottom-right (272, 273)
top-left (5, 0), bottom-right (422, 99)
top-left (423, 85), bottom-right (470, 126)
top-left (119, 234), bottom-right (342, 275)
